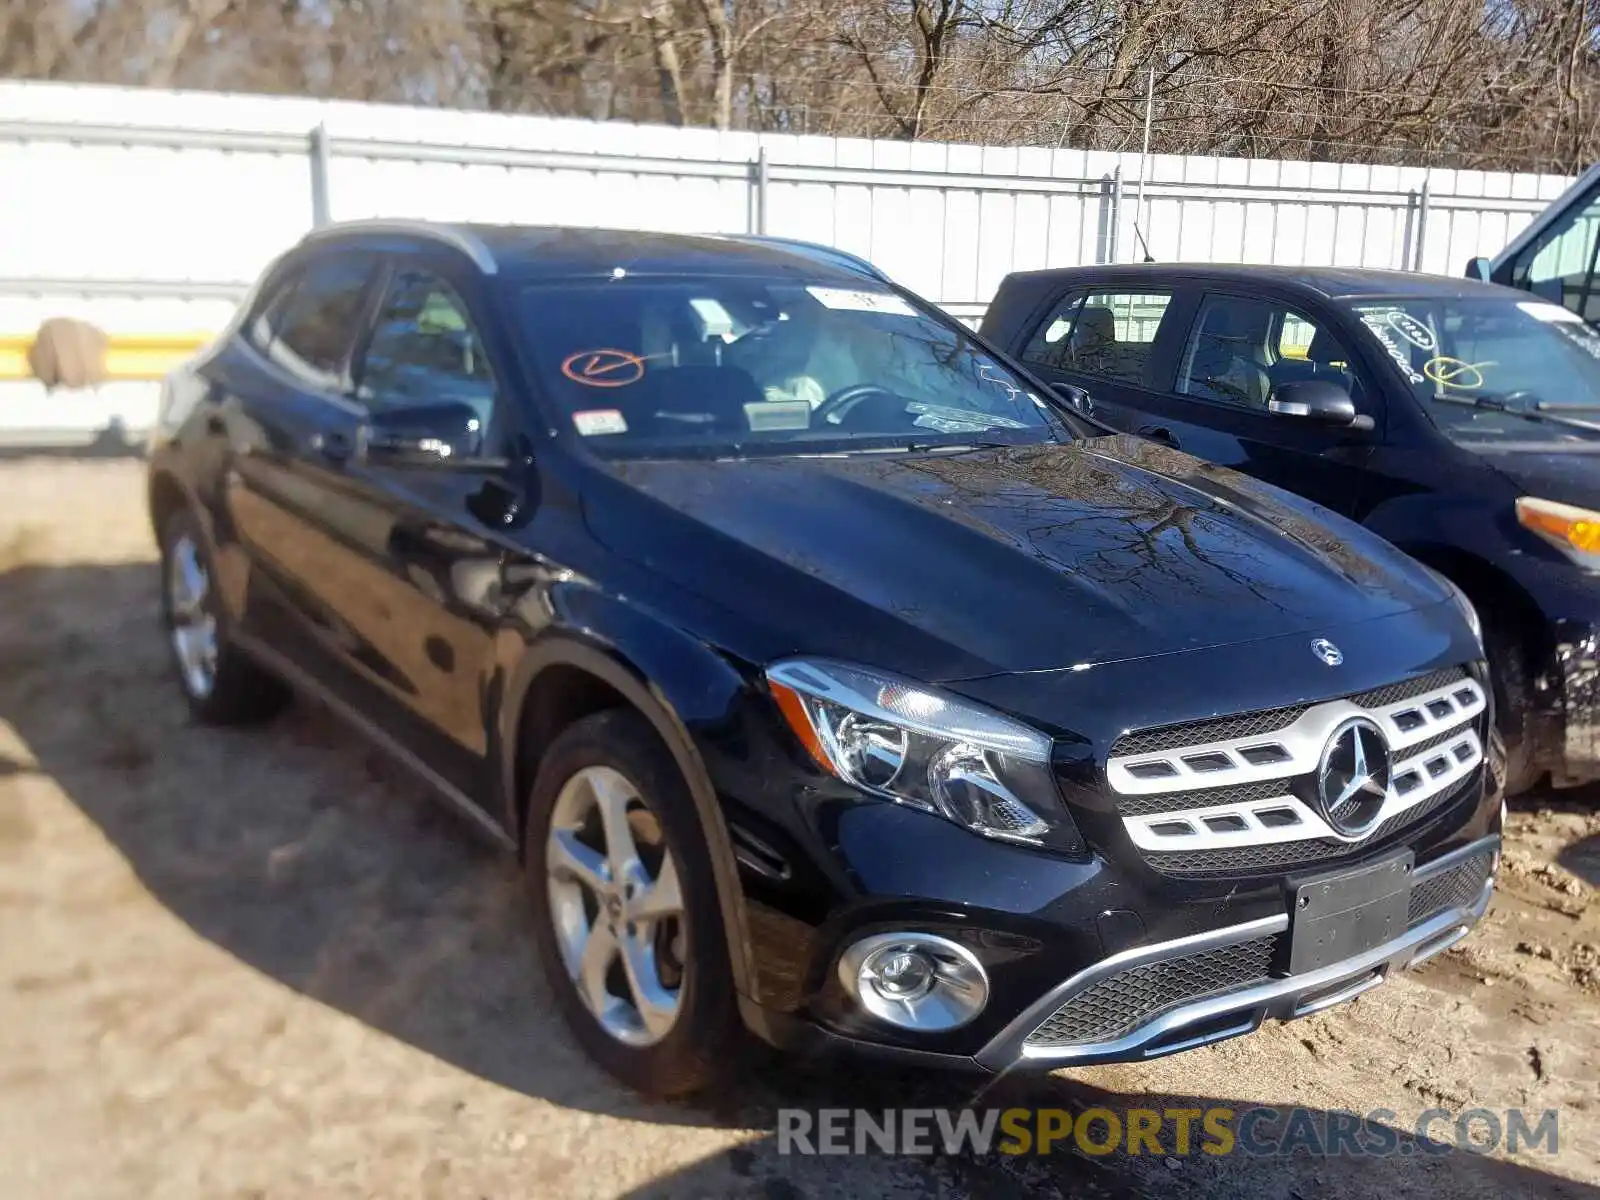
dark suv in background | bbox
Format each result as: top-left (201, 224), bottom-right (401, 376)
top-left (148, 223), bottom-right (1498, 1096)
top-left (983, 263), bottom-right (1600, 797)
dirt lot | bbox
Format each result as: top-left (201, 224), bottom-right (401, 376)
top-left (1, 458), bottom-right (1597, 1199)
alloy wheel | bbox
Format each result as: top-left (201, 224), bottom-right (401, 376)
top-left (167, 534), bottom-right (219, 699)
top-left (545, 765), bottom-right (687, 1046)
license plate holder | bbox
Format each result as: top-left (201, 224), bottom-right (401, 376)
top-left (1288, 851), bottom-right (1413, 974)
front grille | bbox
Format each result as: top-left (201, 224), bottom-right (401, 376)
top-left (1351, 667), bottom-right (1470, 711)
top-left (1408, 851), bottom-right (1495, 925)
top-left (1112, 667), bottom-right (1470, 761)
top-left (1025, 935), bottom-right (1279, 1047)
top-left (1143, 774), bottom-right (1476, 877)
top-left (1111, 705), bottom-right (1306, 758)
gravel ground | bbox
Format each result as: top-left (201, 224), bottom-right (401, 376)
top-left (1, 458), bottom-right (1597, 1199)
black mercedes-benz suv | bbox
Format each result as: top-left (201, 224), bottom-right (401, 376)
top-left (147, 222), bottom-right (1500, 1096)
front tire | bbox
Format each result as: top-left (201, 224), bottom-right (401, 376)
top-left (524, 708), bottom-right (737, 1097)
top-left (158, 509), bottom-right (289, 725)
top-left (1485, 617), bottom-right (1543, 796)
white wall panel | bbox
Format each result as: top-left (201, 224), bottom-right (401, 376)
top-left (0, 80), bottom-right (1581, 439)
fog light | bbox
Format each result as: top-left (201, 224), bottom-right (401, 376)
top-left (839, 933), bottom-right (989, 1031)
top-left (863, 947), bottom-right (936, 1000)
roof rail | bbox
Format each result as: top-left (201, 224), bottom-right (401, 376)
top-left (301, 219), bottom-right (498, 275)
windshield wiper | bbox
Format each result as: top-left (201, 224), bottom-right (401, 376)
top-left (895, 433), bottom-right (1061, 454)
top-left (1432, 391), bottom-right (1600, 433)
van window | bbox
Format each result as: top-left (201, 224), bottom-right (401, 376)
top-left (1510, 189), bottom-right (1600, 323)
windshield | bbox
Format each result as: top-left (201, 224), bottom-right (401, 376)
top-left (520, 276), bottom-right (1070, 456)
top-left (1351, 296), bottom-right (1600, 445)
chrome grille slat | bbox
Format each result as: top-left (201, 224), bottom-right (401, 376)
top-left (1142, 776), bottom-right (1474, 876)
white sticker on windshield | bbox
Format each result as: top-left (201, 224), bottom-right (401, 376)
top-left (572, 409), bottom-right (628, 436)
top-left (1386, 311), bottom-right (1436, 351)
top-left (806, 286), bottom-right (916, 317)
top-left (744, 401), bottom-right (812, 432)
top-left (1519, 301), bottom-right (1585, 324)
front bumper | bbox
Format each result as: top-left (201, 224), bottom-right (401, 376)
top-left (745, 834), bottom-right (1498, 1074)
top-left (973, 834), bottom-right (1497, 1070)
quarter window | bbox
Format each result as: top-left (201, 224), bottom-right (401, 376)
top-left (356, 270), bottom-right (497, 427)
top-left (260, 255), bottom-right (376, 390)
top-left (1178, 295), bottom-right (1360, 411)
top-left (1020, 290), bottom-right (1172, 386)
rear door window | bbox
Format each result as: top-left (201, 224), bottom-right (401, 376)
top-left (1020, 290), bottom-right (1173, 387)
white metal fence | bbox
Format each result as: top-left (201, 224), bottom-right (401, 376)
top-left (0, 80), bottom-right (1577, 440)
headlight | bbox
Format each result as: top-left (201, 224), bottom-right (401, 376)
top-left (1421, 566), bottom-right (1482, 650)
top-left (1516, 496), bottom-right (1600, 570)
top-left (766, 659), bottom-right (1083, 851)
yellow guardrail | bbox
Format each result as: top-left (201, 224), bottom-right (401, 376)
top-left (0, 332), bottom-right (213, 382)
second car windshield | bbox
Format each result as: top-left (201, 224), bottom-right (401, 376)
top-left (1351, 296), bottom-right (1600, 444)
top-left (520, 275), bottom-right (1069, 456)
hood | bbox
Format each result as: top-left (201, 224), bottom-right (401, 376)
top-left (583, 434), bottom-right (1448, 680)
top-left (1477, 444), bottom-right (1600, 511)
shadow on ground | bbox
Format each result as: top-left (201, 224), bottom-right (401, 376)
top-left (0, 422), bottom-right (145, 461)
top-left (0, 558), bottom-right (1592, 1199)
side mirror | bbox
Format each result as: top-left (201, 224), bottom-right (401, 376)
top-left (362, 401), bottom-right (489, 467)
top-left (1464, 256), bottom-right (1493, 282)
top-left (1051, 381), bottom-right (1095, 417)
top-left (1268, 380), bottom-right (1372, 431)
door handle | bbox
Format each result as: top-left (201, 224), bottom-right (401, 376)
top-left (1138, 424), bottom-right (1180, 449)
top-left (309, 429), bottom-right (354, 463)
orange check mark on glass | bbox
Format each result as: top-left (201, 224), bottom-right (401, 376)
top-left (561, 349), bottom-right (646, 387)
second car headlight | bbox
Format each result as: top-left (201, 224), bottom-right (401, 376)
top-left (1516, 496), bottom-right (1600, 571)
top-left (766, 659), bottom-right (1083, 851)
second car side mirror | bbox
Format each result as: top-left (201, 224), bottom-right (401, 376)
top-left (362, 400), bottom-right (495, 467)
top-left (1267, 380), bottom-right (1374, 432)
top-left (1464, 256), bottom-right (1493, 282)
top-left (1050, 381), bottom-right (1095, 417)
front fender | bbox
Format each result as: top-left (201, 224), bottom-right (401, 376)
top-left (494, 587), bottom-right (758, 999)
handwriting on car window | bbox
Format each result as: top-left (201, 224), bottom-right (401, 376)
top-left (1357, 311), bottom-right (1426, 383)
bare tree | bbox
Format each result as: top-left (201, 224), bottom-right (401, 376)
top-left (6, 0), bottom-right (1600, 170)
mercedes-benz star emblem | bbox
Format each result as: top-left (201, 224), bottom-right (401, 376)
top-left (1311, 637), bottom-right (1343, 666)
top-left (1316, 718), bottom-right (1391, 838)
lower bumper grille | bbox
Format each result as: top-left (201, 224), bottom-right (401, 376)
top-left (1025, 935), bottom-right (1278, 1048)
top-left (1023, 844), bottom-right (1496, 1051)
top-left (1408, 849), bottom-right (1495, 925)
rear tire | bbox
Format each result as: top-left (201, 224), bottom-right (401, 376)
top-left (158, 508), bottom-right (290, 726)
top-left (523, 708), bottom-right (738, 1097)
